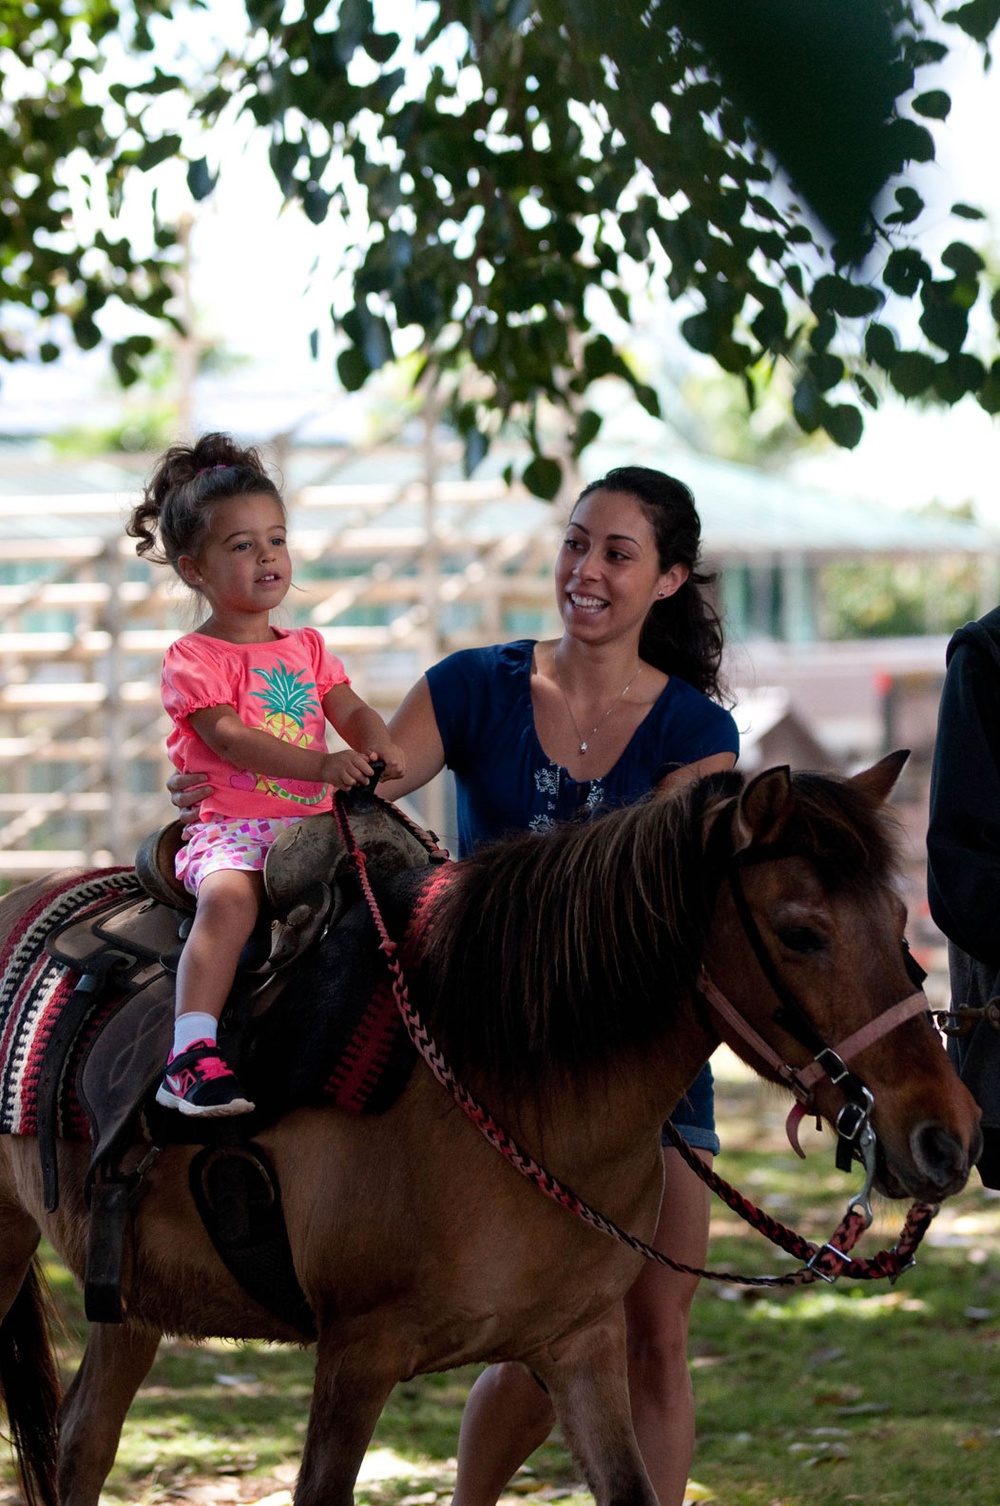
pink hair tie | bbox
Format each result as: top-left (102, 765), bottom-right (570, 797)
top-left (195, 464), bottom-right (230, 477)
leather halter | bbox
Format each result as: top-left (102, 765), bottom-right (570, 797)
top-left (697, 801), bottom-right (932, 1203)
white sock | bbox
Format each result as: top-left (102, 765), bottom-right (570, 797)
top-left (172, 1013), bottom-right (218, 1056)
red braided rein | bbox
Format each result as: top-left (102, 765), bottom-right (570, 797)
top-left (333, 797), bottom-right (937, 1288)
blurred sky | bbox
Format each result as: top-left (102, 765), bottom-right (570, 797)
top-left (3, 6), bottom-right (999, 519)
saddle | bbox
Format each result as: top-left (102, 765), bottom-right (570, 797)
top-left (34, 788), bottom-right (447, 1328)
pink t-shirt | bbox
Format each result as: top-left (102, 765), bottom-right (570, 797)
top-left (162, 626), bottom-right (349, 821)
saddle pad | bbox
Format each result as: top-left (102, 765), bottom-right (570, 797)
top-left (244, 863), bottom-right (460, 1119)
top-left (0, 870), bottom-right (141, 1138)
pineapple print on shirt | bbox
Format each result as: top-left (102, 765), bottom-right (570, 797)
top-left (229, 662), bottom-right (330, 805)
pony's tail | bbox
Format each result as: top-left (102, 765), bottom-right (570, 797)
top-left (0, 1260), bottom-right (61, 1506)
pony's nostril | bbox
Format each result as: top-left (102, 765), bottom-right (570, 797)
top-left (911, 1123), bottom-right (972, 1191)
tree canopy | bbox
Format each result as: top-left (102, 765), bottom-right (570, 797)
top-left (4, 0), bottom-right (1000, 494)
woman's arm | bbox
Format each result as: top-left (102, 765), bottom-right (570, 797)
top-left (376, 676), bottom-right (447, 800)
top-left (654, 750), bottom-right (736, 798)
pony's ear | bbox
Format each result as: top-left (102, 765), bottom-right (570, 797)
top-left (850, 749), bottom-right (909, 804)
top-left (733, 765), bottom-right (795, 850)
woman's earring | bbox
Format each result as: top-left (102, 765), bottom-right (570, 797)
top-left (657, 591), bottom-right (665, 598)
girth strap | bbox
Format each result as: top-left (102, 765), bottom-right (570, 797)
top-left (37, 948), bottom-right (131, 1212)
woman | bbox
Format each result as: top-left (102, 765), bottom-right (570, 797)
top-left (169, 465), bottom-right (738, 1505)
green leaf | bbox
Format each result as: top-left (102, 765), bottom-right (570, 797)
top-left (572, 409), bottom-right (602, 457)
top-left (854, 373), bottom-right (879, 409)
top-left (942, 1), bottom-right (1000, 45)
top-left (71, 313), bottom-right (102, 351)
top-left (680, 312), bottom-right (717, 356)
top-left (867, 322), bottom-right (897, 368)
top-left (302, 185), bottom-right (331, 225)
top-left (522, 456), bottom-right (563, 502)
top-left (884, 186), bottom-right (924, 226)
top-left (792, 374), bottom-right (822, 434)
top-left (889, 352), bottom-right (936, 398)
top-left (920, 283), bottom-right (969, 354)
top-left (337, 346), bottom-right (370, 391)
top-left (822, 402), bottom-right (863, 449)
top-left (135, 134), bottom-right (182, 173)
top-left (633, 383), bottom-right (661, 418)
top-left (911, 90), bottom-right (951, 120)
top-left (952, 202), bottom-right (987, 220)
top-left (978, 361), bottom-right (1000, 415)
top-left (807, 351), bottom-right (845, 392)
top-left (941, 241), bottom-right (985, 278)
top-left (883, 249), bottom-right (932, 297)
top-left (186, 157), bottom-right (217, 201)
top-left (933, 352), bottom-right (986, 402)
top-left (364, 30), bottom-right (400, 64)
top-left (811, 274), bottom-right (881, 318)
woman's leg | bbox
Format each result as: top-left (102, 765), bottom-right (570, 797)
top-left (452, 1363), bottom-right (555, 1506)
top-left (452, 1148), bottom-right (711, 1506)
top-left (622, 1146), bottom-right (711, 1506)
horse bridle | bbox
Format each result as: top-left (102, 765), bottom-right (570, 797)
top-left (333, 792), bottom-right (939, 1288)
top-left (697, 809), bottom-right (931, 1227)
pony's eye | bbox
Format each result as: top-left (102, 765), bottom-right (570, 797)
top-left (777, 926), bottom-right (826, 954)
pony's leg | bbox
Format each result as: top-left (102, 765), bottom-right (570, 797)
top-left (0, 1208), bottom-right (60, 1506)
top-left (535, 1315), bottom-right (658, 1506)
top-left (295, 1331), bottom-right (399, 1506)
top-left (57, 1322), bottom-right (161, 1506)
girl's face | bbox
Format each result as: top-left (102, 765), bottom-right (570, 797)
top-left (555, 488), bottom-right (688, 649)
top-left (178, 493), bottom-right (290, 626)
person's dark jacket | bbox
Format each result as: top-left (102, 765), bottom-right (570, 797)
top-left (927, 606), bottom-right (1000, 1180)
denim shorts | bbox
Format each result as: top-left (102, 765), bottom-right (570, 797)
top-left (663, 1062), bottom-right (720, 1156)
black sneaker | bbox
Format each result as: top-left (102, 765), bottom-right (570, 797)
top-left (155, 1039), bottom-right (255, 1117)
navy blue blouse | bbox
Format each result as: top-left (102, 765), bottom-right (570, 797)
top-left (426, 640), bottom-right (739, 858)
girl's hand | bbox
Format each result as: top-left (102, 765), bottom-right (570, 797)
top-left (367, 742), bottom-right (406, 783)
top-left (320, 749), bottom-right (376, 791)
top-left (166, 769), bottom-right (212, 829)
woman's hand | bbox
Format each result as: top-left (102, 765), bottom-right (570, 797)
top-left (166, 768), bottom-right (212, 829)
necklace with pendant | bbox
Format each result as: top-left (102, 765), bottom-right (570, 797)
top-left (553, 661), bottom-right (643, 754)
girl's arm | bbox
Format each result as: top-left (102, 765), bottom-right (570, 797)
top-left (322, 682), bottom-right (406, 781)
top-left (189, 704), bottom-right (374, 790)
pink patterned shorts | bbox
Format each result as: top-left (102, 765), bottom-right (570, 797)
top-left (175, 815), bottom-right (304, 896)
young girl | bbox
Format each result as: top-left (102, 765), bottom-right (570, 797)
top-left (128, 432), bottom-right (405, 1117)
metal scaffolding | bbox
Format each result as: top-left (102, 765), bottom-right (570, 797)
top-left (0, 464), bottom-right (561, 880)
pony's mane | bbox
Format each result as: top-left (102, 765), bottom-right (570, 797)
top-left (421, 774), bottom-right (739, 1086)
top-left (420, 765), bottom-right (903, 1091)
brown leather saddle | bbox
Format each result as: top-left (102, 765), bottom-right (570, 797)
top-left (41, 788), bottom-right (446, 1326)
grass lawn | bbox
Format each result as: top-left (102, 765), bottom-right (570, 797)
top-left (2, 1049), bottom-right (999, 1506)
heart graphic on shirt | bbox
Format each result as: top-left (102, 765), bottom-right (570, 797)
top-left (229, 769), bottom-right (258, 792)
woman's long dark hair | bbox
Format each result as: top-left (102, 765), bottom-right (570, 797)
top-left (575, 466), bottom-right (726, 702)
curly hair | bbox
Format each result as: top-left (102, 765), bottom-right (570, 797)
top-left (126, 432), bottom-right (284, 572)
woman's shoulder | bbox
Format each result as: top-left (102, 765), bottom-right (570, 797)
top-left (654, 676), bottom-right (740, 746)
top-left (428, 639), bottom-right (534, 687)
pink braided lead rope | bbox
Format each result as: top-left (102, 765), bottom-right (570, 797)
top-left (332, 798), bottom-right (937, 1288)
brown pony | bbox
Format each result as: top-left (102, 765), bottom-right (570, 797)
top-left (0, 757), bottom-right (982, 1506)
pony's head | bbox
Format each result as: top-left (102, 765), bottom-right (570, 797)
top-left (703, 752), bottom-right (981, 1202)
